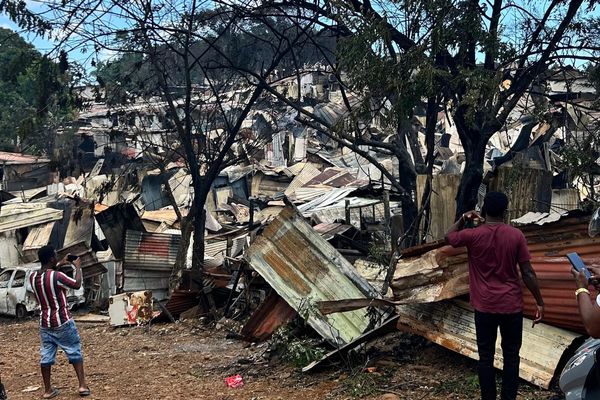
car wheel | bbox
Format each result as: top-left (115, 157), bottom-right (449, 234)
top-left (16, 304), bottom-right (27, 319)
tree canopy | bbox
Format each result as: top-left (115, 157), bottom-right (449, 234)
top-left (0, 28), bottom-right (76, 154)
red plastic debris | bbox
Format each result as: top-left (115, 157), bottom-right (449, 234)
top-left (225, 374), bottom-right (244, 388)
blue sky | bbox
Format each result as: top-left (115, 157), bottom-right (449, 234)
top-left (2, 0), bottom-right (597, 73)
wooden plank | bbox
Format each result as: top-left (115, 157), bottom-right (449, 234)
top-left (395, 300), bottom-right (579, 389)
top-left (416, 174), bottom-right (461, 242)
top-left (391, 245), bottom-right (470, 302)
top-left (489, 166), bottom-right (553, 221)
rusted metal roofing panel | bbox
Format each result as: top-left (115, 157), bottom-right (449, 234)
top-left (395, 214), bottom-right (598, 333)
top-left (395, 300), bottom-right (579, 389)
top-left (305, 168), bottom-right (344, 186)
top-left (0, 151), bottom-right (50, 165)
top-left (241, 291), bottom-right (297, 342)
top-left (124, 230), bottom-right (180, 271)
top-left (520, 216), bottom-right (600, 332)
top-left (284, 163), bottom-right (321, 198)
top-left (161, 289), bottom-right (200, 319)
top-left (245, 207), bottom-right (380, 346)
top-left (312, 223), bottom-right (353, 241)
top-left (0, 204), bottom-right (63, 233)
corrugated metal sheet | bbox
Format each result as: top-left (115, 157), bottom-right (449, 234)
top-left (205, 232), bottom-right (248, 259)
top-left (168, 169), bottom-right (192, 208)
top-left (305, 168), bottom-right (344, 186)
top-left (122, 269), bottom-right (170, 301)
top-left (395, 214), bottom-right (598, 333)
top-left (551, 189), bottom-right (580, 211)
top-left (284, 163), bottom-right (321, 198)
top-left (241, 291), bottom-right (297, 342)
top-left (6, 187), bottom-right (46, 203)
top-left (520, 215), bottom-right (599, 332)
top-left (245, 207), bottom-right (381, 346)
top-left (251, 172), bottom-right (292, 198)
top-left (96, 203), bottom-right (146, 259)
top-left (292, 137), bottom-right (307, 162)
top-left (312, 223), bottom-right (353, 241)
top-left (124, 230), bottom-right (180, 271)
top-left (162, 289), bottom-right (201, 318)
top-left (0, 204), bottom-right (63, 233)
top-left (0, 151), bottom-right (50, 164)
top-left (297, 188), bottom-right (356, 213)
top-left (395, 300), bottom-right (579, 389)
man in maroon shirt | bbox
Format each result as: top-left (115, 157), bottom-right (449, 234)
top-left (446, 191), bottom-right (544, 400)
top-left (30, 245), bottom-right (91, 398)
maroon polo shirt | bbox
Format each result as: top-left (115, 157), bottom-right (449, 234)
top-left (447, 223), bottom-right (531, 314)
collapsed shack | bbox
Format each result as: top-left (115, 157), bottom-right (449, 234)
top-left (228, 205), bottom-right (586, 389)
top-left (244, 206), bottom-right (387, 346)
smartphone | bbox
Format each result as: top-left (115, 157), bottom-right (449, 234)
top-left (67, 254), bottom-right (79, 262)
top-left (566, 252), bottom-right (592, 281)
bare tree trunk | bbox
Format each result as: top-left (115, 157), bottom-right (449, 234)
top-left (455, 137), bottom-right (486, 218)
top-left (169, 211), bottom-right (194, 294)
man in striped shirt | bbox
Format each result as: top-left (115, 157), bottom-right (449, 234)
top-left (29, 245), bottom-right (90, 398)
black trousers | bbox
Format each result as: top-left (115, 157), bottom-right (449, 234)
top-left (474, 310), bottom-right (523, 400)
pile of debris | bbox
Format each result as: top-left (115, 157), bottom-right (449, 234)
top-left (1, 63), bottom-right (598, 392)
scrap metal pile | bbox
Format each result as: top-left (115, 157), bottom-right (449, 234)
top-left (0, 65), bottom-right (598, 390)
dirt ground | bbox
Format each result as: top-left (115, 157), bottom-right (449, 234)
top-left (0, 315), bottom-right (564, 400)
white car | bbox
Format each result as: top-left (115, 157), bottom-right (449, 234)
top-left (0, 265), bottom-right (85, 318)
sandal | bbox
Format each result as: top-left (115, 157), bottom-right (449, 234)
top-left (78, 388), bottom-right (91, 397)
top-left (42, 388), bottom-right (60, 399)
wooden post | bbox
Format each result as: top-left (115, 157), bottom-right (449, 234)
top-left (248, 197), bottom-right (254, 228)
top-left (223, 264), bottom-right (244, 317)
top-left (345, 199), bottom-right (351, 225)
top-left (383, 191), bottom-right (391, 236)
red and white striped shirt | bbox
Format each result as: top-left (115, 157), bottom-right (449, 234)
top-left (29, 269), bottom-right (80, 328)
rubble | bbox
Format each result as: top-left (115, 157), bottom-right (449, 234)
top-left (1, 63), bottom-right (598, 397)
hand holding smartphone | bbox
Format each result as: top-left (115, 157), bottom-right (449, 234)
top-left (566, 252), bottom-right (593, 281)
top-left (66, 254), bottom-right (79, 262)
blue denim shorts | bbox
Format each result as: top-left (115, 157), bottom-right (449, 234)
top-left (39, 320), bottom-right (83, 367)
